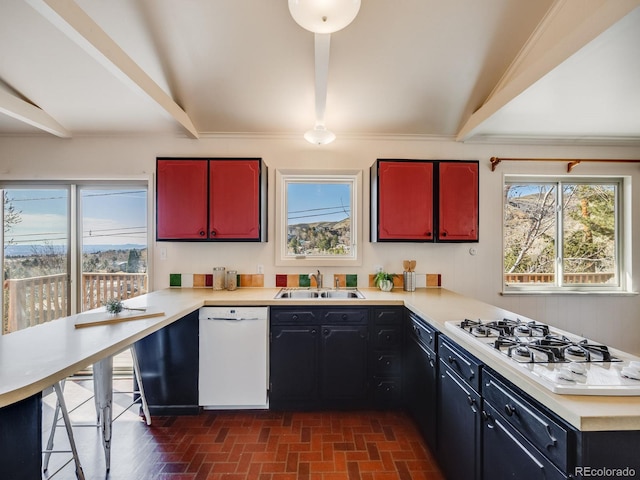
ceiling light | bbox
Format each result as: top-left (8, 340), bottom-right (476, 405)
top-left (304, 123), bottom-right (336, 145)
top-left (288, 0), bottom-right (361, 34)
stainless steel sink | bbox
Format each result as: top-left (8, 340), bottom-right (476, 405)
top-left (275, 288), bottom-right (364, 299)
top-left (320, 290), bottom-right (364, 299)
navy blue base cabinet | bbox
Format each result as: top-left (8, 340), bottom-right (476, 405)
top-left (0, 393), bottom-right (42, 480)
top-left (134, 310), bottom-right (199, 415)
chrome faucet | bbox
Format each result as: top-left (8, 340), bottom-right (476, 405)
top-left (335, 277), bottom-right (340, 289)
top-left (309, 270), bottom-right (323, 290)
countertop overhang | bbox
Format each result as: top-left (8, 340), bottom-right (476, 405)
top-left (1, 286), bottom-right (639, 432)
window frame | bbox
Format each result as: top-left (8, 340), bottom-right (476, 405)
top-left (502, 174), bottom-right (632, 295)
top-left (1, 179), bottom-right (151, 334)
top-left (275, 169), bottom-right (362, 267)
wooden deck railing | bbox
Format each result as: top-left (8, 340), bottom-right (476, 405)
top-left (2, 272), bottom-right (148, 334)
top-left (81, 272), bottom-right (148, 310)
top-left (504, 272), bottom-right (615, 284)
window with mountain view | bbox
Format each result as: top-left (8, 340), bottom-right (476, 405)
top-left (275, 170), bottom-right (361, 267)
top-left (503, 176), bottom-right (628, 292)
top-left (1, 183), bottom-right (148, 335)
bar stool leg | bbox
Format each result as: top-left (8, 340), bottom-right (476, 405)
top-left (130, 346), bottom-right (151, 425)
top-left (93, 357), bottom-right (113, 472)
top-left (42, 381), bottom-right (86, 480)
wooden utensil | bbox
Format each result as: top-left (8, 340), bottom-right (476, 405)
top-left (403, 260), bottom-right (410, 271)
top-left (409, 260), bottom-right (416, 272)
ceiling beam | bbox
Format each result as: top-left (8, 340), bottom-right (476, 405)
top-left (27, 0), bottom-right (199, 139)
top-left (0, 87), bottom-right (71, 138)
top-left (456, 0), bottom-right (640, 142)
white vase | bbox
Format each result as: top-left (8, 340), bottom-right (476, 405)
top-left (379, 279), bottom-right (393, 292)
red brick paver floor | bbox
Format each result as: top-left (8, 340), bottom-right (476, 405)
top-left (42, 381), bottom-right (444, 480)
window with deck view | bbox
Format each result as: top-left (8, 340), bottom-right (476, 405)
top-left (1, 183), bottom-right (148, 335)
top-left (503, 176), bottom-right (630, 293)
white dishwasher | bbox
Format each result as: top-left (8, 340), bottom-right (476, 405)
top-left (199, 307), bottom-right (269, 409)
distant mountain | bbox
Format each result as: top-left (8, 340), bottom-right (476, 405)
top-left (3, 244), bottom-right (146, 257)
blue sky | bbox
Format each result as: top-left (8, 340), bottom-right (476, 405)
top-left (3, 188), bottom-right (147, 247)
top-left (287, 183), bottom-right (351, 224)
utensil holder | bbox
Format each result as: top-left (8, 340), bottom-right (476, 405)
top-left (403, 271), bottom-right (416, 292)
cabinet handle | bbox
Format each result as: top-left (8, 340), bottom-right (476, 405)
top-left (292, 314), bottom-right (299, 320)
top-left (428, 334), bottom-right (433, 344)
top-left (441, 231), bottom-right (447, 237)
top-left (324, 329), bottom-right (329, 336)
top-left (385, 334), bottom-right (392, 341)
top-left (504, 404), bottom-right (516, 417)
top-left (310, 329), bottom-right (317, 335)
top-left (467, 395), bottom-right (475, 406)
top-left (341, 314), bottom-right (348, 320)
top-left (482, 410), bottom-right (495, 428)
top-left (448, 355), bottom-right (456, 364)
top-left (426, 231), bottom-right (432, 237)
top-left (199, 230), bottom-right (206, 236)
top-left (429, 358), bottom-right (435, 368)
top-left (210, 230), bottom-right (216, 236)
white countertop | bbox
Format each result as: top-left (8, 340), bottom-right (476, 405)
top-left (1, 286), bottom-right (639, 432)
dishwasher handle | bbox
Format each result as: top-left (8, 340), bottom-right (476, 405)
top-left (205, 316), bottom-right (262, 321)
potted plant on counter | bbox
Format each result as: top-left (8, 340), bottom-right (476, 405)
top-left (374, 271), bottom-right (396, 292)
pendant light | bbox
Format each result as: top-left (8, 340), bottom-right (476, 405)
top-left (288, 0), bottom-right (361, 34)
top-left (288, 0), bottom-right (361, 145)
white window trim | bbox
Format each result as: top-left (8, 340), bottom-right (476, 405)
top-left (502, 174), bottom-right (634, 295)
top-left (275, 169), bottom-right (362, 267)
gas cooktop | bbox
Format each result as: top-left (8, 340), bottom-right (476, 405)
top-left (446, 318), bottom-right (640, 396)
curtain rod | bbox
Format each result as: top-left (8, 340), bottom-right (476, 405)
top-left (489, 157), bottom-right (640, 173)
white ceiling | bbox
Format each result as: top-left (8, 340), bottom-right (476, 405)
top-left (0, 0), bottom-right (639, 145)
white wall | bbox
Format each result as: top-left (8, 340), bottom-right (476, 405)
top-left (1, 134), bottom-right (639, 353)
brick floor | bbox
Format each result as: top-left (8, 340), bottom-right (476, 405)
top-left (47, 411), bottom-right (445, 480)
top-left (42, 381), bottom-right (444, 480)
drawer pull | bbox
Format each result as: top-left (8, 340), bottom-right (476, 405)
top-left (199, 230), bottom-right (206, 236)
top-left (310, 329), bottom-right (316, 335)
top-left (292, 314), bottom-right (299, 320)
top-left (504, 404), bottom-right (516, 417)
top-left (467, 395), bottom-right (475, 406)
top-left (448, 355), bottom-right (456, 364)
top-left (210, 230), bottom-right (216, 236)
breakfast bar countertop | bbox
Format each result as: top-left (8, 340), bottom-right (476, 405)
top-left (1, 286), bottom-right (639, 432)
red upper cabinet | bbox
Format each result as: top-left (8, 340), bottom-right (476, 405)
top-left (157, 158), bottom-right (267, 241)
top-left (157, 159), bottom-right (209, 239)
top-left (209, 160), bottom-right (261, 239)
top-left (437, 161), bottom-right (479, 242)
top-left (374, 160), bottom-right (434, 241)
top-left (371, 159), bottom-right (478, 243)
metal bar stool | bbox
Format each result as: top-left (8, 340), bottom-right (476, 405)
top-left (44, 346), bottom-right (150, 475)
top-left (42, 380), bottom-right (86, 480)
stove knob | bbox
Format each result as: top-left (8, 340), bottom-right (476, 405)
top-left (557, 367), bottom-right (576, 382)
top-left (568, 362), bottom-right (586, 375)
top-left (621, 367), bottom-right (640, 380)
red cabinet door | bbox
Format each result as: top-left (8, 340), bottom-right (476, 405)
top-left (209, 159), bottom-right (261, 239)
top-left (157, 159), bottom-right (208, 239)
top-left (438, 161), bottom-right (478, 241)
top-left (378, 161), bottom-right (433, 240)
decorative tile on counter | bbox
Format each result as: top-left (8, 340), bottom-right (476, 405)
top-left (238, 274), bottom-right (264, 287)
top-left (333, 274), bottom-right (358, 288)
top-left (275, 274), bottom-right (358, 288)
top-left (169, 273), bottom-right (255, 288)
top-left (367, 273), bottom-right (441, 288)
